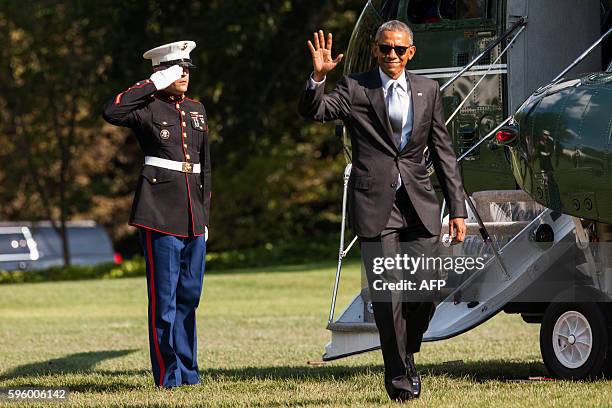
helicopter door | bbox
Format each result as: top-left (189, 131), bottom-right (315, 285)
top-left (398, 0), bottom-right (516, 192)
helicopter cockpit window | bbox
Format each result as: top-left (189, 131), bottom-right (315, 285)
top-left (407, 0), bottom-right (487, 24)
top-left (439, 0), bottom-right (487, 20)
top-left (407, 0), bottom-right (442, 24)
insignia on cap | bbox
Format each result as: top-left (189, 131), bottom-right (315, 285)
top-left (160, 129), bottom-right (170, 139)
top-left (143, 40), bottom-right (197, 67)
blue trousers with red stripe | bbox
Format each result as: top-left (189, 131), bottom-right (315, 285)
top-left (139, 229), bottom-right (206, 387)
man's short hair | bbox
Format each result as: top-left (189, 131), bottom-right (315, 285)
top-left (374, 20), bottom-right (414, 46)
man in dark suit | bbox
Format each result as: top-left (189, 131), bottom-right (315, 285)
top-left (299, 21), bottom-right (467, 401)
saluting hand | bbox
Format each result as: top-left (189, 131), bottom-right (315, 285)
top-left (150, 64), bottom-right (184, 90)
top-left (307, 30), bottom-right (344, 82)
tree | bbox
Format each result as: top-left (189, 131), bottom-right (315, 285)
top-left (0, 0), bottom-right (365, 261)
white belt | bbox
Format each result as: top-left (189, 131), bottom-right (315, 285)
top-left (144, 156), bottom-right (201, 173)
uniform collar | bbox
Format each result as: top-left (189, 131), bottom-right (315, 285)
top-left (379, 67), bottom-right (408, 93)
top-left (156, 92), bottom-right (186, 104)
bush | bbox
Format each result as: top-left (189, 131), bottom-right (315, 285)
top-left (0, 257), bottom-right (145, 284)
top-left (0, 234), bottom-right (359, 284)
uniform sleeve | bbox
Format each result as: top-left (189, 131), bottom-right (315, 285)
top-left (102, 79), bottom-right (157, 128)
top-left (199, 107), bottom-right (212, 226)
top-left (298, 74), bottom-right (352, 123)
top-left (427, 84), bottom-right (468, 218)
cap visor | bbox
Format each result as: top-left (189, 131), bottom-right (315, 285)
top-left (179, 61), bottom-right (196, 69)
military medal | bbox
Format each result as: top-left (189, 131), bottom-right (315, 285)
top-left (190, 112), bottom-right (207, 131)
top-left (160, 129), bottom-right (170, 139)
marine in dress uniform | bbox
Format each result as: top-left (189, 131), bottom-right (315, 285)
top-left (102, 40), bottom-right (211, 388)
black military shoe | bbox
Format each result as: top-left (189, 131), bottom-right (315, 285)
top-left (406, 353), bottom-right (421, 398)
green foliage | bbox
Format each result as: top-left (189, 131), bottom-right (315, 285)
top-left (0, 258), bottom-right (145, 285)
top-left (0, 233), bottom-right (361, 284)
top-left (205, 234), bottom-right (360, 270)
top-left (0, 0), bottom-right (365, 258)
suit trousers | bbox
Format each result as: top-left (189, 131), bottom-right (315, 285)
top-left (139, 229), bottom-right (206, 388)
top-left (360, 186), bottom-right (439, 385)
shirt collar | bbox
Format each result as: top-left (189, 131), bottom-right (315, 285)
top-left (379, 67), bottom-right (407, 93)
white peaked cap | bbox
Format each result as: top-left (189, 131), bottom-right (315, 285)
top-left (143, 40), bottom-right (197, 67)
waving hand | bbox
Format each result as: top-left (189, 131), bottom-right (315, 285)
top-left (307, 30), bottom-right (344, 82)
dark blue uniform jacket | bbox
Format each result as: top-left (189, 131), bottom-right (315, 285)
top-left (103, 80), bottom-right (211, 237)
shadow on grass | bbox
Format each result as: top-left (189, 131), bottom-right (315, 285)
top-left (205, 363), bottom-right (379, 381)
top-left (1, 356), bottom-right (547, 383)
top-left (203, 359), bottom-right (549, 383)
top-left (0, 349), bottom-right (142, 391)
top-left (420, 359), bottom-right (549, 382)
top-left (0, 356), bottom-right (578, 396)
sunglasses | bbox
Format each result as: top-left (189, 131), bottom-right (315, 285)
top-left (377, 44), bottom-right (411, 57)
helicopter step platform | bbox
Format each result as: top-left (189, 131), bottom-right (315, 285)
top-left (323, 190), bottom-right (577, 361)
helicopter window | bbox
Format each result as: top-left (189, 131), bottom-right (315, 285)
top-left (378, 0), bottom-right (401, 20)
top-left (439, 0), bottom-right (487, 20)
top-left (407, 0), bottom-right (487, 24)
top-left (407, 0), bottom-right (443, 24)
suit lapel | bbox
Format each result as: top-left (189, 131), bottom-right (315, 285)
top-left (400, 72), bottom-right (425, 154)
top-left (364, 69), bottom-right (398, 153)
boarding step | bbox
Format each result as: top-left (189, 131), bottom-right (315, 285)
top-left (323, 190), bottom-right (575, 360)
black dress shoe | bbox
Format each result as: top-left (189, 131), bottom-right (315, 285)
top-left (406, 353), bottom-right (421, 398)
top-left (385, 375), bottom-right (415, 402)
top-left (394, 390), bottom-right (414, 403)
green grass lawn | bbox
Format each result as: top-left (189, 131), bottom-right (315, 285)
top-left (1, 261), bottom-right (611, 407)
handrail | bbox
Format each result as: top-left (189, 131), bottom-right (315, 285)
top-left (328, 164), bottom-right (352, 324)
top-left (549, 26), bottom-right (612, 85)
top-left (440, 17), bottom-right (526, 92)
top-left (445, 26), bottom-right (526, 126)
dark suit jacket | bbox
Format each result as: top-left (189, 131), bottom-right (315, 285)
top-left (299, 68), bottom-right (467, 238)
top-left (103, 80), bottom-right (211, 237)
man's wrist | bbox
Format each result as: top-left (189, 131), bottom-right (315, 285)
top-left (307, 73), bottom-right (326, 90)
top-left (312, 72), bottom-right (326, 82)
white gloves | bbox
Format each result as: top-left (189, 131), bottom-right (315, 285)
top-left (150, 64), bottom-right (184, 90)
top-left (205, 226), bottom-right (209, 242)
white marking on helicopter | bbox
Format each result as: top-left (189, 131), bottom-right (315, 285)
top-left (409, 64), bottom-right (508, 79)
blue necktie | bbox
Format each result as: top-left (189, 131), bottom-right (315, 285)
top-left (387, 82), bottom-right (403, 149)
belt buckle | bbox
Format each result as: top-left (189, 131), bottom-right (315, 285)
top-left (181, 162), bottom-right (193, 173)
